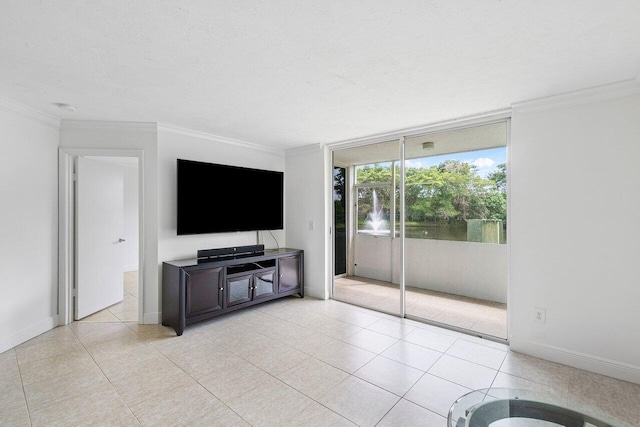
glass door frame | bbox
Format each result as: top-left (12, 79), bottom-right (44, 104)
top-left (330, 143), bottom-right (402, 316)
top-left (399, 136), bottom-right (406, 318)
top-left (328, 113), bottom-right (510, 344)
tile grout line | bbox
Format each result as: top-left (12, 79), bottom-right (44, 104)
top-left (353, 331), bottom-right (458, 413)
top-left (153, 346), bottom-right (252, 426)
top-left (8, 296), bottom-right (636, 426)
top-left (226, 301), bottom-right (430, 425)
top-left (67, 322), bottom-right (144, 426)
top-left (172, 318), bottom-right (355, 426)
top-left (14, 348), bottom-right (34, 427)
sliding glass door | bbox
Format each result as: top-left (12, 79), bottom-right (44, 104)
top-left (402, 122), bottom-right (508, 339)
top-left (331, 121), bottom-right (509, 340)
top-left (332, 140), bottom-right (402, 316)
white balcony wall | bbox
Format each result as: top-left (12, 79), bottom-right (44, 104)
top-left (354, 234), bottom-right (507, 303)
top-left (353, 235), bottom-right (393, 283)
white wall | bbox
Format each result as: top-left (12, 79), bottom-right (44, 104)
top-left (157, 127), bottom-right (286, 266)
top-left (509, 89), bottom-right (640, 383)
top-left (123, 164), bottom-right (139, 271)
top-left (284, 144), bottom-right (327, 299)
top-left (0, 99), bottom-right (60, 353)
top-left (60, 121), bottom-right (159, 323)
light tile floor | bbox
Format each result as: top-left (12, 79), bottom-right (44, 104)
top-left (334, 276), bottom-right (507, 340)
top-left (1, 297), bottom-right (638, 426)
top-left (79, 271), bottom-right (139, 323)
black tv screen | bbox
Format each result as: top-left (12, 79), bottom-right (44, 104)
top-left (177, 159), bottom-right (284, 235)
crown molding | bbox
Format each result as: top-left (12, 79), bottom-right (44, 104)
top-left (158, 123), bottom-right (284, 155)
top-left (512, 79), bottom-right (640, 113)
top-left (326, 108), bottom-right (512, 151)
top-left (61, 120), bottom-right (157, 132)
top-left (285, 143), bottom-right (322, 157)
top-left (0, 97), bottom-right (60, 129)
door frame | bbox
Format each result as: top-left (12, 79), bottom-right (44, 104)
top-left (58, 148), bottom-right (145, 325)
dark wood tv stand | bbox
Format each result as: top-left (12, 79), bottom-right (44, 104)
top-left (162, 245), bottom-right (304, 335)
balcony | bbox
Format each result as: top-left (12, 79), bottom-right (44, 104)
top-left (334, 275), bottom-right (507, 340)
top-left (334, 232), bottom-right (508, 340)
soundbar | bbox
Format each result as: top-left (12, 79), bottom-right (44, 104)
top-left (197, 244), bottom-right (265, 261)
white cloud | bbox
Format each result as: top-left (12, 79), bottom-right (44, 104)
top-left (473, 157), bottom-right (495, 168)
top-left (405, 159), bottom-right (424, 168)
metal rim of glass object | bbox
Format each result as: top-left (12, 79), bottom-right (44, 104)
top-left (448, 389), bottom-right (619, 427)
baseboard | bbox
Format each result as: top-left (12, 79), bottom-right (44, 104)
top-left (303, 286), bottom-right (327, 300)
top-left (0, 315), bottom-right (59, 354)
top-left (510, 338), bottom-right (640, 385)
top-left (143, 312), bottom-right (161, 324)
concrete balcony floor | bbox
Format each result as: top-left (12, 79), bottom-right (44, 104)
top-left (333, 275), bottom-right (507, 340)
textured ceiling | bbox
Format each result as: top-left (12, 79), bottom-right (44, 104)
top-left (1, 1), bottom-right (639, 150)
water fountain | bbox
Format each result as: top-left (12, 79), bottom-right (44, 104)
top-left (364, 190), bottom-right (388, 232)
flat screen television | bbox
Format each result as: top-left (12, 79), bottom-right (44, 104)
top-left (177, 159), bottom-right (284, 235)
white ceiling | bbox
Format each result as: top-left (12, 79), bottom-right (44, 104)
top-left (1, 1), bottom-right (639, 151)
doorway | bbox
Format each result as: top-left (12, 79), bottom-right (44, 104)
top-left (58, 149), bottom-right (144, 326)
top-left (331, 120), bottom-right (509, 341)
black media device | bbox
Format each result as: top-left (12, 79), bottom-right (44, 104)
top-left (177, 159), bottom-right (284, 235)
top-left (197, 244), bottom-right (265, 262)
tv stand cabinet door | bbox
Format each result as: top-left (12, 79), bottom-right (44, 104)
top-left (278, 254), bottom-right (302, 294)
top-left (184, 266), bottom-right (224, 317)
top-left (253, 268), bottom-right (277, 300)
top-left (226, 273), bottom-right (253, 307)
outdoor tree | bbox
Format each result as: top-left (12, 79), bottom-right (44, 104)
top-left (357, 160), bottom-right (507, 238)
top-left (487, 163), bottom-right (507, 192)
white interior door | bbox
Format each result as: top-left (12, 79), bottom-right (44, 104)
top-left (75, 157), bottom-right (125, 320)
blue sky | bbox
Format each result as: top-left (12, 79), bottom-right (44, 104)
top-left (405, 147), bottom-right (506, 178)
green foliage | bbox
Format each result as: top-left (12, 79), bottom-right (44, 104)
top-left (334, 200), bottom-right (346, 229)
top-left (356, 164), bottom-right (393, 183)
top-left (484, 190), bottom-right (507, 222)
top-left (357, 160), bottom-right (507, 228)
top-left (487, 163), bottom-right (507, 192)
top-left (333, 167), bottom-right (346, 229)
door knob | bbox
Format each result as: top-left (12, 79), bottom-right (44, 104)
top-left (118, 238), bottom-right (126, 243)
